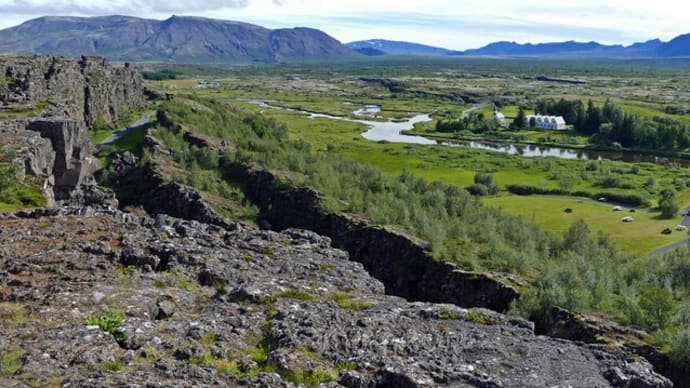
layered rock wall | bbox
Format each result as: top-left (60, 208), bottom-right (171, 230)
top-left (0, 55), bottom-right (144, 206)
top-left (239, 166), bottom-right (522, 312)
top-left (0, 55), bottom-right (144, 126)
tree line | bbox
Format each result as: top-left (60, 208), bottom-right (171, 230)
top-left (536, 98), bottom-right (690, 150)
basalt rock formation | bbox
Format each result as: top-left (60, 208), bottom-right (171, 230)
top-left (0, 55), bottom-right (144, 205)
top-left (0, 55), bottom-right (676, 386)
top-left (239, 166), bottom-right (523, 313)
top-left (0, 207), bottom-right (672, 387)
top-left (0, 55), bottom-right (144, 127)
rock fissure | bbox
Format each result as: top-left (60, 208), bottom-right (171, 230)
top-left (0, 55), bottom-right (676, 386)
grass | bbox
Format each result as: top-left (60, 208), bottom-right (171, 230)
top-left (1, 349), bottom-right (25, 376)
top-left (150, 63), bottom-right (690, 257)
top-left (248, 104), bottom-right (690, 255)
top-left (262, 289), bottom-right (316, 304)
top-left (329, 292), bottom-right (373, 312)
top-left (85, 311), bottom-right (126, 342)
top-left (484, 196), bottom-right (687, 256)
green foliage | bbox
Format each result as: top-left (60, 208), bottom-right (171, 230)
top-left (262, 289), bottom-right (316, 304)
top-left (510, 106), bottom-right (527, 130)
top-left (0, 348), bottom-right (24, 376)
top-left (155, 96), bottom-right (690, 365)
top-left (638, 287), bottom-right (674, 331)
top-left (669, 329), bottom-right (690, 369)
top-left (283, 367), bottom-right (338, 386)
top-left (659, 189), bottom-right (679, 219)
top-left (100, 359), bottom-right (123, 372)
top-left (0, 155), bottom-right (45, 210)
top-left (473, 173), bottom-right (499, 195)
top-left (541, 98), bottom-right (690, 150)
top-left (85, 311), bottom-right (126, 342)
top-left (436, 112), bottom-right (498, 134)
top-left (329, 292), bottom-right (372, 311)
top-left (142, 69), bottom-right (182, 80)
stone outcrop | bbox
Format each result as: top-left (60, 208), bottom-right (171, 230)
top-left (0, 55), bottom-right (143, 206)
top-left (544, 307), bottom-right (688, 387)
top-left (240, 166), bottom-right (522, 312)
top-left (0, 55), bottom-right (144, 127)
top-left (0, 207), bottom-right (672, 387)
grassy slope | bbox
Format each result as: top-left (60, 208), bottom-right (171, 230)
top-left (484, 196), bottom-right (686, 256)
top-left (249, 104), bottom-right (689, 255)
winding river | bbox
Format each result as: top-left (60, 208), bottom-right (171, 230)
top-left (241, 99), bottom-right (690, 167)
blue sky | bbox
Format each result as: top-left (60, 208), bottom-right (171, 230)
top-left (0, 0), bottom-right (687, 49)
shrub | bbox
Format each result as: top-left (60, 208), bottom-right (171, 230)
top-left (592, 192), bottom-right (648, 207)
top-left (465, 183), bottom-right (489, 196)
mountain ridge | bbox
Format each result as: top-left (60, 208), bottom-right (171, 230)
top-left (346, 39), bottom-right (454, 56)
top-left (0, 15), bottom-right (356, 62)
top-left (349, 36), bottom-right (690, 58)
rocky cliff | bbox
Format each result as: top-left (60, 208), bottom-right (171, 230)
top-left (0, 55), bottom-right (144, 205)
top-left (0, 55), bottom-right (145, 127)
top-left (0, 56), bottom-right (676, 386)
top-left (240, 166), bottom-right (523, 313)
top-left (0, 207), bottom-right (671, 387)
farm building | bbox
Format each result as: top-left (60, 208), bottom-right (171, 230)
top-left (493, 110), bottom-right (507, 125)
top-left (524, 114), bottom-right (566, 130)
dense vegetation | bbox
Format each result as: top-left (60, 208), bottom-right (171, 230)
top-left (536, 98), bottom-right (690, 150)
top-left (144, 97), bottom-right (690, 367)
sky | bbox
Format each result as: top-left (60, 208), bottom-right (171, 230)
top-left (0, 0), bottom-right (688, 50)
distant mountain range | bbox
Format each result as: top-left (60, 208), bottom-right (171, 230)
top-left (347, 39), bottom-right (454, 56)
top-left (2, 15), bottom-right (690, 62)
top-left (0, 15), bottom-right (355, 62)
top-left (347, 37), bottom-right (687, 58)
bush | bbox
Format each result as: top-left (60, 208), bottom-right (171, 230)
top-left (669, 329), bottom-right (690, 369)
top-left (506, 184), bottom-right (569, 196)
top-left (592, 192), bottom-right (648, 207)
top-left (465, 184), bottom-right (489, 196)
top-left (474, 173), bottom-right (499, 195)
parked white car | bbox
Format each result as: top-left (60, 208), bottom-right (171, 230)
top-left (676, 225), bottom-right (688, 231)
top-left (612, 206), bottom-right (622, 211)
top-left (621, 216), bottom-right (634, 222)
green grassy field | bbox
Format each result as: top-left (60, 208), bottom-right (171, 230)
top-left (240, 103), bottom-right (690, 255)
top-left (156, 61), bottom-right (690, 257)
top-left (484, 196), bottom-right (687, 256)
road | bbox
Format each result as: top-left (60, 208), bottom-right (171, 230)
top-left (461, 104), bottom-right (485, 118)
top-left (648, 206), bottom-right (690, 257)
top-left (99, 113), bottom-right (153, 145)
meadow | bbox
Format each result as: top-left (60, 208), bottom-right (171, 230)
top-left (146, 57), bottom-right (690, 257)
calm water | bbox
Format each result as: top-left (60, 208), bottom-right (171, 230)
top-left (241, 99), bottom-right (690, 167)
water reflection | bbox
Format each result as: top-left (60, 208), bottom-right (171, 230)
top-left (239, 99), bottom-right (689, 167)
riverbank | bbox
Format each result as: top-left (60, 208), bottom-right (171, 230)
top-left (404, 128), bottom-right (690, 166)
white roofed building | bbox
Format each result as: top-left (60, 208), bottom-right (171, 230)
top-left (493, 110), bottom-right (506, 125)
top-left (524, 115), bottom-right (566, 130)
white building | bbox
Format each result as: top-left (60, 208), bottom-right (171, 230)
top-left (493, 110), bottom-right (506, 125)
top-left (524, 114), bottom-right (566, 130)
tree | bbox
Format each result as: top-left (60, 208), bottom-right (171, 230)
top-left (659, 189), bottom-right (679, 219)
top-left (584, 100), bottom-right (601, 135)
top-left (474, 173), bottom-right (499, 195)
top-left (511, 107), bottom-right (526, 130)
top-left (639, 287), bottom-right (674, 331)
